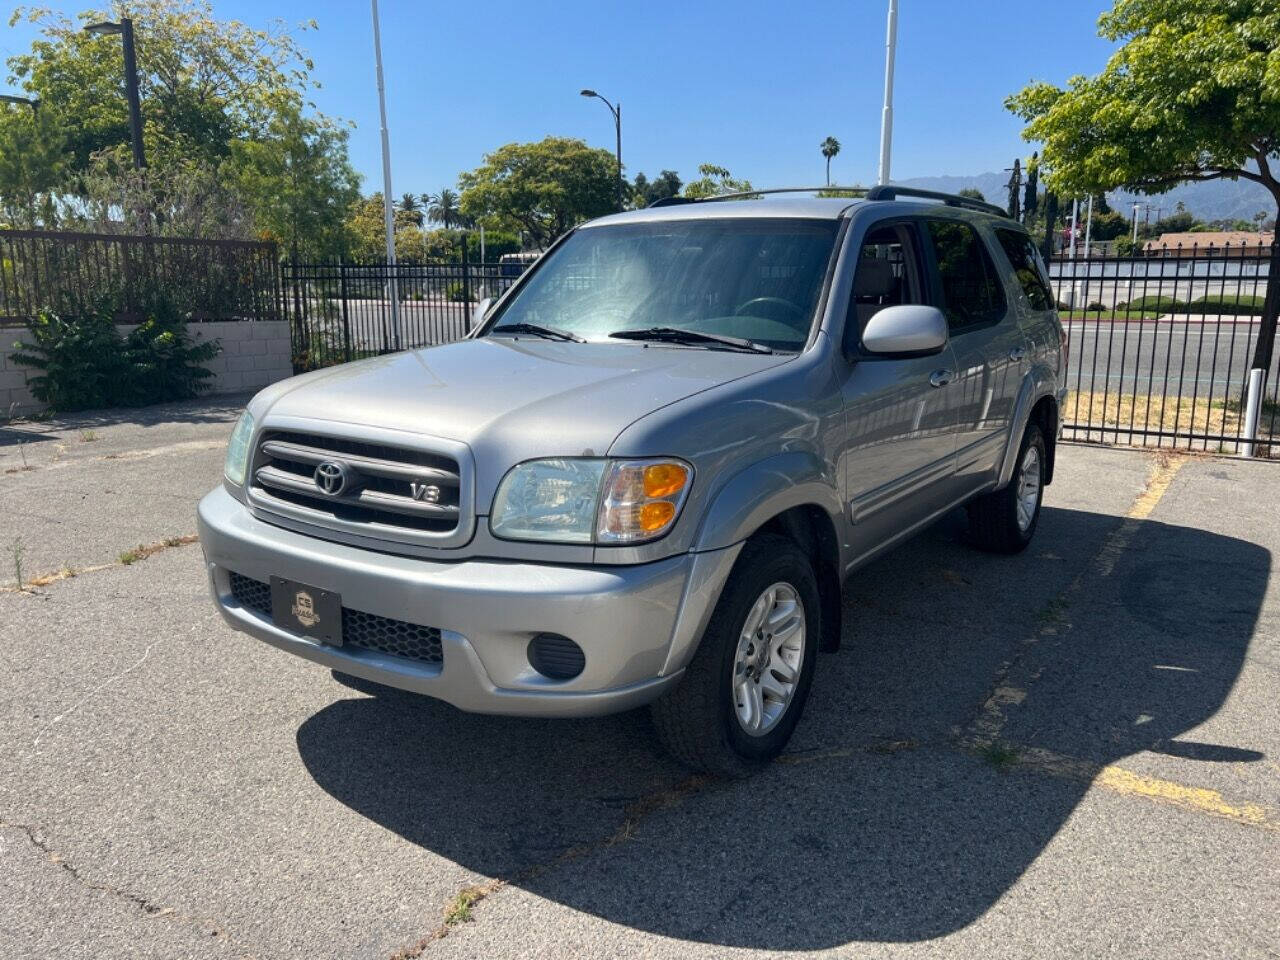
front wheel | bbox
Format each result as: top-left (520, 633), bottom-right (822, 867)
top-left (650, 534), bottom-right (820, 776)
top-left (967, 422), bottom-right (1046, 553)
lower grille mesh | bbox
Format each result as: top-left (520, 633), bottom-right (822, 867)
top-left (228, 571), bottom-right (443, 666)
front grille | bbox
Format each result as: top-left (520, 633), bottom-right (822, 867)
top-left (228, 571), bottom-right (443, 666)
top-left (250, 430), bottom-right (462, 537)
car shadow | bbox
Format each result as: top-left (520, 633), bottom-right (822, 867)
top-left (295, 505), bottom-right (1268, 948)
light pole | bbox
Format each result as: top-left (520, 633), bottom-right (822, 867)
top-left (0, 94), bottom-right (39, 114)
top-left (877, 0), bottom-right (899, 185)
top-left (580, 89), bottom-right (622, 211)
top-left (370, 0), bottom-right (401, 350)
top-left (84, 18), bottom-right (145, 169)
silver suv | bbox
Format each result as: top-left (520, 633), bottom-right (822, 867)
top-left (198, 187), bottom-right (1066, 775)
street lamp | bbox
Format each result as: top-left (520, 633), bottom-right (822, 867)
top-left (580, 89), bottom-right (622, 211)
top-left (84, 17), bottom-right (145, 169)
top-left (0, 94), bottom-right (39, 114)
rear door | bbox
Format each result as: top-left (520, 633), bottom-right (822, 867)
top-left (921, 217), bottom-right (1028, 494)
top-left (839, 220), bottom-right (962, 564)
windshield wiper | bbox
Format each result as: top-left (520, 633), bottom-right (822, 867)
top-left (608, 327), bottom-right (773, 354)
top-left (491, 322), bottom-right (585, 343)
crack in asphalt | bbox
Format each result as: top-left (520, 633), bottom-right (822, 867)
top-left (1, 818), bottom-right (252, 957)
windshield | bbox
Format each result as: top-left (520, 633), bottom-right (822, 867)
top-left (486, 218), bottom-right (840, 351)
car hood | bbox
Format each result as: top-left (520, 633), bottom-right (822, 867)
top-left (261, 337), bottom-right (791, 495)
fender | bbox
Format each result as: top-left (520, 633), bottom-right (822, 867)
top-left (692, 450), bottom-right (845, 555)
top-left (996, 364), bottom-right (1058, 489)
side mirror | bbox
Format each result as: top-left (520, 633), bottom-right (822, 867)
top-left (471, 296), bottom-right (492, 328)
top-left (860, 304), bottom-right (949, 357)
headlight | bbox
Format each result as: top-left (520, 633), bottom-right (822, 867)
top-left (490, 457), bottom-right (692, 545)
top-left (223, 410), bottom-right (254, 486)
top-left (490, 458), bottom-right (607, 543)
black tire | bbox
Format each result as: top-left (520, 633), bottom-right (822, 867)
top-left (967, 422), bottom-right (1047, 554)
top-left (650, 533), bottom-right (820, 777)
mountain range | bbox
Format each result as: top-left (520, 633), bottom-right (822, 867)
top-left (901, 172), bottom-right (1275, 225)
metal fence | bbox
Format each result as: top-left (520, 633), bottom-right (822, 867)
top-left (0, 229), bottom-right (281, 325)
top-left (1048, 242), bottom-right (1278, 457)
top-left (282, 260), bottom-right (524, 370)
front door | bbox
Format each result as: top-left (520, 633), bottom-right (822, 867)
top-left (840, 221), bottom-right (961, 568)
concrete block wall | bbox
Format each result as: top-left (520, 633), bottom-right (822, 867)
top-left (0, 319), bottom-right (293, 419)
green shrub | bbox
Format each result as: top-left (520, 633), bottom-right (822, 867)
top-left (1187, 294), bottom-right (1266, 316)
top-left (10, 308), bottom-right (127, 411)
top-left (1086, 301), bottom-right (1106, 312)
top-left (1115, 295), bottom-right (1187, 314)
top-left (445, 281), bottom-right (472, 303)
top-left (10, 304), bottom-right (221, 413)
top-left (120, 305), bottom-right (221, 405)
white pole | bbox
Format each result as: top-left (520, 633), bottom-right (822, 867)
top-left (877, 0), bottom-right (898, 186)
top-left (1241, 367), bottom-right (1265, 457)
top-left (479, 224), bottom-right (486, 297)
top-left (1132, 203), bottom-right (1140, 244)
top-left (1069, 199), bottom-right (1079, 261)
top-left (371, 0), bottom-right (401, 350)
top-left (1083, 195), bottom-right (1094, 259)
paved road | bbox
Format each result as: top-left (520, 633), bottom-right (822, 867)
top-left (2, 405), bottom-right (1278, 958)
top-left (1065, 319), bottom-right (1265, 395)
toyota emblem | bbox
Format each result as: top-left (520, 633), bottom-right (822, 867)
top-left (314, 460), bottom-right (349, 496)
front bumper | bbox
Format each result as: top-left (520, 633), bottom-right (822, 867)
top-left (197, 486), bottom-right (739, 717)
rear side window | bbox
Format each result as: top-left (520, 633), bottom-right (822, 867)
top-left (995, 228), bottom-right (1054, 311)
top-left (924, 220), bottom-right (1006, 331)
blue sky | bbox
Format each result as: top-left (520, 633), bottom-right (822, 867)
top-left (3, 1), bottom-right (1119, 196)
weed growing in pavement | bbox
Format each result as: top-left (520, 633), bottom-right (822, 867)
top-left (118, 547), bottom-right (142, 565)
top-left (79, 429), bottom-right (97, 442)
top-left (981, 741), bottom-right (1020, 773)
top-left (442, 886), bottom-right (487, 926)
top-left (10, 538), bottom-right (25, 590)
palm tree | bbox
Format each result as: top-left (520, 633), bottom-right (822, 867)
top-left (820, 136), bottom-right (841, 186)
top-left (427, 189), bottom-right (461, 230)
top-left (398, 193), bottom-right (423, 227)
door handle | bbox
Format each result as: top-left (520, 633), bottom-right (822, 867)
top-left (1009, 347), bottom-right (1027, 362)
top-left (929, 369), bottom-right (953, 388)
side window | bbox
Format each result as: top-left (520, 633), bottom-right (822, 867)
top-left (995, 228), bottom-right (1054, 311)
top-left (924, 219), bottom-right (1006, 331)
top-left (845, 223), bottom-right (923, 353)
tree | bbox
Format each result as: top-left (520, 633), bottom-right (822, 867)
top-left (632, 169), bottom-right (682, 208)
top-left (427, 189), bottom-right (461, 229)
top-left (957, 187), bottom-right (986, 202)
top-left (0, 103), bottom-right (66, 225)
top-left (398, 193), bottom-right (422, 227)
top-left (683, 164), bottom-right (754, 199)
top-left (1023, 153), bottom-right (1040, 223)
top-left (1006, 0), bottom-right (1280, 370)
top-left (820, 136), bottom-right (841, 186)
top-left (1006, 158), bottom-right (1022, 220)
top-left (222, 103), bottom-right (360, 259)
top-left (458, 137), bottom-right (616, 248)
top-left (7, 2), bottom-right (325, 170)
top-left (344, 193), bottom-right (422, 260)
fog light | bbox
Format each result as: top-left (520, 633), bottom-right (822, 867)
top-left (527, 633), bottom-right (585, 680)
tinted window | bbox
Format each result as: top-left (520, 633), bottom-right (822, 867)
top-left (925, 220), bottom-right (1006, 330)
top-left (488, 219), bottom-right (840, 352)
top-left (846, 224), bottom-right (923, 352)
top-left (995, 228), bottom-right (1054, 311)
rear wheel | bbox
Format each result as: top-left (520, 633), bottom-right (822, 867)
top-left (967, 422), bottom-right (1046, 554)
top-left (650, 534), bottom-right (820, 776)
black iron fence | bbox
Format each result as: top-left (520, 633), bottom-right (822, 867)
top-left (1048, 242), bottom-right (1279, 457)
top-left (0, 229), bottom-right (281, 325)
top-left (282, 259), bottom-right (525, 370)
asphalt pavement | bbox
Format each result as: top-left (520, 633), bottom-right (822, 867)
top-left (1, 401), bottom-right (1277, 959)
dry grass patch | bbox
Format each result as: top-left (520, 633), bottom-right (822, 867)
top-left (1066, 390), bottom-right (1276, 454)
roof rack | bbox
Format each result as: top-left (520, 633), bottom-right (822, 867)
top-left (649, 184), bottom-right (1009, 218)
top-left (649, 186), bottom-right (867, 208)
top-left (863, 185), bottom-right (1008, 217)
